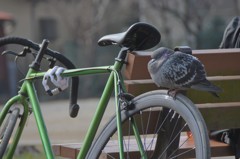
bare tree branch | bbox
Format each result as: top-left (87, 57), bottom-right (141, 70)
top-left (149, 0), bottom-right (212, 47)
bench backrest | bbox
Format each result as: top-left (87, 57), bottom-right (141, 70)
top-left (124, 48), bottom-right (240, 130)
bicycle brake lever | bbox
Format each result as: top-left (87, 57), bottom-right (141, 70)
top-left (18, 47), bottom-right (31, 57)
top-left (2, 50), bottom-right (18, 56)
top-left (2, 47), bottom-right (31, 57)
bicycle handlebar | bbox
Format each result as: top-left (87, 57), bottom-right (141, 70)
top-left (0, 36), bottom-right (80, 118)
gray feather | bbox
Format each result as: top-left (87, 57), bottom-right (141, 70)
top-left (148, 47), bottom-right (223, 96)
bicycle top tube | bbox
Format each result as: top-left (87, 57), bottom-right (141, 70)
top-left (27, 65), bottom-right (117, 80)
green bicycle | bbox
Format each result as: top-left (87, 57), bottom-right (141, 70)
top-left (0, 22), bottom-right (210, 159)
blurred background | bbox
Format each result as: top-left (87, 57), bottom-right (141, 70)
top-left (0, 0), bottom-right (239, 102)
top-left (0, 0), bottom-right (239, 158)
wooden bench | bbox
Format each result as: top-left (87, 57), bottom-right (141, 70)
top-left (53, 136), bottom-right (231, 158)
top-left (53, 48), bottom-right (240, 158)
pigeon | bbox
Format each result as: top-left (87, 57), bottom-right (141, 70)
top-left (148, 47), bottom-right (223, 97)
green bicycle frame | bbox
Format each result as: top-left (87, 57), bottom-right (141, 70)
top-left (0, 52), bottom-right (145, 159)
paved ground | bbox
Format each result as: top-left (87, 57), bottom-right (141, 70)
top-left (1, 98), bottom-right (234, 158)
top-left (17, 98), bottom-right (116, 145)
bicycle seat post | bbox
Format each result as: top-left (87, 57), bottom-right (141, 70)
top-left (115, 47), bottom-right (129, 64)
top-left (30, 39), bottom-right (49, 71)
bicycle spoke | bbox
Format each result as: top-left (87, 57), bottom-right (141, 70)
top-left (169, 147), bottom-right (195, 159)
top-left (168, 135), bottom-right (194, 158)
top-left (158, 123), bottom-right (187, 158)
top-left (88, 90), bottom-right (210, 159)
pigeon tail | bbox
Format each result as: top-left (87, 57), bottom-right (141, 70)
top-left (191, 80), bottom-right (223, 97)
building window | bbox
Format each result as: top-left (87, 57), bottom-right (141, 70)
top-left (39, 18), bottom-right (58, 41)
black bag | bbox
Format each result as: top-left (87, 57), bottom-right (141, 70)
top-left (230, 129), bottom-right (240, 158)
top-left (213, 16), bottom-right (240, 159)
top-left (220, 16), bottom-right (240, 48)
top-left (210, 129), bottom-right (240, 158)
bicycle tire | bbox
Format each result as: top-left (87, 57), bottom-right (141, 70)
top-left (87, 90), bottom-right (210, 159)
top-left (0, 108), bottom-right (20, 158)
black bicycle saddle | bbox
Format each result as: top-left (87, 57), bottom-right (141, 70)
top-left (98, 22), bottom-right (161, 51)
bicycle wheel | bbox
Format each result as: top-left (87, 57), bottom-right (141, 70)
top-left (87, 90), bottom-right (210, 159)
top-left (0, 107), bottom-right (20, 158)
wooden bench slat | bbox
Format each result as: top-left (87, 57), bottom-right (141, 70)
top-left (125, 77), bottom-right (240, 104)
top-left (198, 102), bottom-right (240, 130)
top-left (124, 75), bottom-right (240, 84)
top-left (119, 102), bottom-right (240, 131)
top-left (52, 143), bottom-right (81, 158)
top-left (53, 138), bottom-right (232, 159)
top-left (125, 49), bottom-right (240, 80)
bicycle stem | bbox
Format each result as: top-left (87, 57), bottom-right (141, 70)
top-left (29, 39), bottom-right (49, 71)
